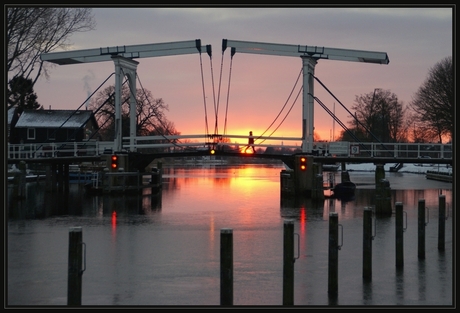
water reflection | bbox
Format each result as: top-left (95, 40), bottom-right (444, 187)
top-left (8, 165), bottom-right (452, 223)
top-left (418, 260), bottom-right (426, 302)
top-left (280, 188), bottom-right (452, 222)
top-left (7, 182), bottom-right (163, 222)
top-left (7, 164), bottom-right (453, 306)
top-left (395, 268), bottom-right (405, 304)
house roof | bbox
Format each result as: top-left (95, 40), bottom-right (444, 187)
top-left (15, 109), bottom-right (95, 128)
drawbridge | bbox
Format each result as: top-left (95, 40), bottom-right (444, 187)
top-left (40, 38), bottom-right (389, 163)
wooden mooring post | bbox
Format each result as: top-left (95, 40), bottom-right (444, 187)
top-left (395, 202), bottom-right (404, 268)
top-left (283, 219), bottom-right (295, 306)
top-left (220, 228), bottom-right (233, 306)
top-left (68, 227), bottom-right (84, 306)
top-left (328, 212), bottom-right (339, 296)
top-left (374, 164), bottom-right (392, 216)
top-left (418, 199), bottom-right (426, 259)
top-left (438, 195), bottom-right (446, 251)
top-left (362, 208), bottom-right (373, 281)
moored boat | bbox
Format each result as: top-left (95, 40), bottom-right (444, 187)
top-left (331, 181), bottom-right (356, 198)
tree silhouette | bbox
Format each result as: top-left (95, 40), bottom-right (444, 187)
top-left (8, 76), bottom-right (42, 112)
top-left (410, 56), bottom-right (453, 143)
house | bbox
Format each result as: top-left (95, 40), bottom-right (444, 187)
top-left (11, 108), bottom-right (99, 144)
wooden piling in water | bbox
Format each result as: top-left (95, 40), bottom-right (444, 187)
top-left (67, 227), bottom-right (83, 306)
top-left (220, 228), bottom-right (233, 306)
top-left (283, 219), bottom-right (295, 306)
top-left (395, 202), bottom-right (404, 269)
top-left (374, 164), bottom-right (392, 216)
top-left (11, 161), bottom-right (27, 199)
top-left (363, 208), bottom-right (372, 281)
top-left (418, 199), bottom-right (426, 259)
top-left (438, 195), bottom-right (446, 251)
top-left (328, 212), bottom-right (339, 295)
top-left (375, 178), bottom-right (392, 217)
top-left (375, 164), bottom-right (385, 185)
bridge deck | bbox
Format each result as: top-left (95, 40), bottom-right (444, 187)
top-left (6, 149), bottom-right (452, 167)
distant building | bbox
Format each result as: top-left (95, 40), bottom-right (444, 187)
top-left (10, 108), bottom-right (99, 144)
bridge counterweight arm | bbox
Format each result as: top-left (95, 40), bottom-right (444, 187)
top-left (41, 39), bottom-right (208, 65)
top-left (222, 39), bottom-right (389, 64)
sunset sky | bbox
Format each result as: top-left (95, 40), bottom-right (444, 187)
top-left (32, 6), bottom-right (452, 145)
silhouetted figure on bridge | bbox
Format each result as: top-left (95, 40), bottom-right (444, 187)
top-left (244, 131), bottom-right (256, 153)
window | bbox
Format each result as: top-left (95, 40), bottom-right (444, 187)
top-left (27, 128), bottom-right (36, 140)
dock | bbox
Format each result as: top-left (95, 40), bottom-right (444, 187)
top-left (425, 171), bottom-right (452, 182)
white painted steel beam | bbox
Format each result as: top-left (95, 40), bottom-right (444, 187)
top-left (223, 39), bottom-right (389, 64)
top-left (41, 39), bottom-right (207, 65)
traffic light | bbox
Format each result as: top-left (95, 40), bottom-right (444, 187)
top-left (300, 156), bottom-right (307, 171)
top-left (210, 148), bottom-right (216, 155)
top-left (111, 154), bottom-right (118, 170)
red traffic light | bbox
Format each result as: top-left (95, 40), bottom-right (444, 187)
top-left (111, 155), bottom-right (118, 169)
top-left (300, 156), bottom-right (307, 171)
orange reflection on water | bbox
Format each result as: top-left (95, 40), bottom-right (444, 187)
top-left (162, 165), bottom-right (282, 227)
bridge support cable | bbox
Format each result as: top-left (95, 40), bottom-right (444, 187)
top-left (311, 74), bottom-right (393, 155)
top-left (135, 73), bottom-right (200, 152)
top-left (135, 74), bottom-right (175, 136)
top-left (87, 81), bottom-right (132, 141)
top-left (31, 72), bottom-right (116, 157)
top-left (79, 78), bottom-right (137, 151)
top-left (206, 45), bottom-right (220, 140)
top-left (65, 72), bottom-right (118, 142)
top-left (256, 68), bottom-right (303, 145)
top-left (311, 94), bottom-right (372, 156)
top-left (199, 45), bottom-right (211, 140)
top-left (131, 47), bottom-right (216, 152)
top-left (259, 84), bottom-right (302, 146)
top-left (213, 45), bottom-right (227, 140)
top-left (223, 47), bottom-right (236, 138)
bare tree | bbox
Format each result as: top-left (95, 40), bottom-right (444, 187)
top-left (88, 85), bottom-right (179, 141)
top-left (409, 56), bottom-right (453, 143)
top-left (6, 7), bottom-right (95, 108)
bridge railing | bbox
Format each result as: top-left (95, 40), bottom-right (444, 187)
top-left (344, 142), bottom-right (452, 159)
top-left (119, 134), bottom-right (304, 154)
top-left (7, 140), bottom-right (114, 159)
top-left (7, 136), bottom-right (452, 161)
top-left (123, 136), bottom-right (452, 160)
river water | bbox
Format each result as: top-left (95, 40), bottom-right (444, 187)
top-left (6, 163), bottom-right (454, 307)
